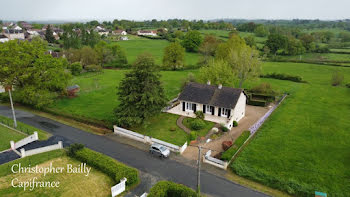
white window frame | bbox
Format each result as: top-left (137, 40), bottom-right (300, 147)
top-left (206, 105), bottom-right (213, 114)
top-left (222, 108), bottom-right (229, 117)
top-left (186, 102), bottom-right (195, 112)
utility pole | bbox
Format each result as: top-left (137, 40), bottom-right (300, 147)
top-left (197, 146), bottom-right (201, 197)
top-left (8, 88), bottom-right (17, 128)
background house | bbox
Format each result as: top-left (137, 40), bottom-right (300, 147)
top-left (137, 30), bottom-right (157, 36)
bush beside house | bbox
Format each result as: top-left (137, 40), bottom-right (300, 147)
top-left (221, 130), bottom-right (250, 161)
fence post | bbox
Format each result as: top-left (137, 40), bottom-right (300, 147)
top-left (10, 141), bottom-right (15, 150)
top-left (34, 132), bottom-right (38, 140)
top-left (58, 141), bottom-right (63, 149)
top-left (20, 148), bottom-right (26, 158)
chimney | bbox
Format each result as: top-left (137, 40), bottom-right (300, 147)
top-left (218, 84), bottom-right (222, 89)
top-left (207, 80), bottom-right (211, 85)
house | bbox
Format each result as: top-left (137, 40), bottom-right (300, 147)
top-left (3, 29), bottom-right (25, 40)
top-left (113, 30), bottom-right (127, 35)
top-left (26, 29), bottom-right (41, 39)
top-left (0, 85), bottom-right (5, 93)
top-left (120, 36), bottom-right (129, 41)
top-left (167, 81), bottom-right (247, 129)
top-left (0, 34), bottom-right (9, 43)
top-left (137, 30), bottom-right (157, 36)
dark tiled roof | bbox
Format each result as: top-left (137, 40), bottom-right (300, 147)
top-left (178, 82), bottom-right (244, 109)
top-left (67, 85), bottom-right (80, 91)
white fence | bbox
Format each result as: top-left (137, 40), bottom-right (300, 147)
top-left (20, 141), bottom-right (63, 158)
top-left (140, 193), bottom-right (148, 197)
top-left (10, 131), bottom-right (38, 150)
top-left (111, 178), bottom-right (127, 197)
top-left (113, 126), bottom-right (188, 154)
top-left (203, 150), bottom-right (228, 169)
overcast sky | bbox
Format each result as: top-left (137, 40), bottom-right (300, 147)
top-left (1, 0), bottom-right (349, 21)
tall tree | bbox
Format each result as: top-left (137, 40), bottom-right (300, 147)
top-left (0, 38), bottom-right (70, 108)
top-left (162, 42), bottom-right (185, 70)
top-left (182, 30), bottom-right (203, 52)
top-left (198, 59), bottom-right (235, 87)
top-left (198, 35), bottom-right (220, 65)
top-left (115, 53), bottom-right (167, 127)
top-left (265, 34), bottom-right (288, 55)
top-left (45, 25), bottom-right (55, 43)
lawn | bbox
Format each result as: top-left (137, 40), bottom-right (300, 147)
top-left (0, 152), bottom-right (114, 196)
top-left (0, 115), bottom-right (50, 140)
top-left (199, 29), bottom-right (230, 40)
top-left (231, 61), bottom-right (350, 196)
top-left (116, 39), bottom-right (200, 66)
top-left (182, 117), bottom-right (216, 137)
top-left (48, 69), bottom-right (199, 126)
top-left (130, 113), bottom-right (188, 146)
top-left (0, 125), bottom-right (25, 151)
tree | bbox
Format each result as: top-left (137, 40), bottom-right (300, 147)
top-left (80, 46), bottom-right (98, 67)
top-left (227, 45), bottom-right (261, 88)
top-left (254, 25), bottom-right (269, 37)
top-left (244, 35), bottom-right (256, 48)
top-left (0, 38), bottom-right (70, 108)
top-left (285, 37), bottom-right (305, 55)
top-left (299, 34), bottom-right (315, 52)
top-left (114, 53), bottom-right (167, 127)
top-left (45, 25), bottom-right (55, 43)
top-left (182, 30), bottom-right (203, 52)
top-left (198, 35), bottom-right (220, 65)
top-left (94, 41), bottom-right (128, 68)
top-left (162, 42), bottom-right (185, 70)
top-left (69, 62), bottom-right (83, 76)
top-left (215, 34), bottom-right (246, 60)
top-left (198, 59), bottom-right (235, 87)
top-left (265, 34), bottom-right (288, 55)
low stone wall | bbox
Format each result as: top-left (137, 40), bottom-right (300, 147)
top-left (113, 126), bottom-right (187, 154)
top-left (203, 150), bottom-right (228, 170)
top-left (20, 141), bottom-right (63, 158)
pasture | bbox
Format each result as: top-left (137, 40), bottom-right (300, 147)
top-left (116, 39), bottom-right (200, 66)
top-left (232, 62), bottom-right (350, 196)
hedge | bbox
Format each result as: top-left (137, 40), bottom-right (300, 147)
top-left (70, 147), bottom-right (139, 187)
top-left (260, 73), bottom-right (306, 83)
top-left (148, 181), bottom-right (197, 197)
top-left (247, 99), bottom-right (267, 107)
top-left (221, 130), bottom-right (250, 161)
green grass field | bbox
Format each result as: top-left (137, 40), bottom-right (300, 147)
top-left (116, 39), bottom-right (200, 66)
top-left (0, 125), bottom-right (25, 151)
top-left (232, 62), bottom-right (350, 196)
top-left (276, 52), bottom-right (350, 63)
top-left (48, 69), bottom-right (198, 125)
top-left (199, 29), bottom-right (230, 40)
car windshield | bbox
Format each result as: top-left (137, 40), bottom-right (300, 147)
top-left (159, 146), bottom-right (166, 151)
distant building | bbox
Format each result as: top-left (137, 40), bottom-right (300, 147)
top-left (120, 36), bottom-right (129, 41)
top-left (0, 34), bottom-right (9, 43)
top-left (19, 21), bottom-right (32, 30)
top-left (113, 30), bottom-right (127, 36)
top-left (0, 85), bottom-right (4, 93)
top-left (137, 30), bottom-right (157, 36)
top-left (3, 29), bottom-right (25, 40)
top-left (26, 29), bottom-right (41, 39)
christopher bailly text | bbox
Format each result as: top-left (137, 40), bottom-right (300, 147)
top-left (10, 162), bottom-right (91, 191)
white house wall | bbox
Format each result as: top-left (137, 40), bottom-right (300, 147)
top-left (232, 92), bottom-right (246, 122)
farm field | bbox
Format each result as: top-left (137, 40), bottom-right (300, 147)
top-left (199, 29), bottom-right (230, 40)
top-left (48, 69), bottom-right (197, 126)
top-left (276, 52), bottom-right (350, 63)
top-left (0, 152), bottom-right (114, 196)
top-left (0, 125), bottom-right (25, 151)
top-left (232, 62), bottom-right (350, 196)
top-left (116, 39), bottom-right (200, 66)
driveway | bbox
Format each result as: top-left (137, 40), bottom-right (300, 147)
top-left (0, 105), bottom-right (269, 197)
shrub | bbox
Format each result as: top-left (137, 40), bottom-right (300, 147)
top-left (70, 62), bottom-right (82, 76)
top-left (221, 125), bottom-right (229, 132)
top-left (260, 73), bottom-right (305, 83)
top-left (331, 71), bottom-right (344, 86)
top-left (85, 64), bottom-right (102, 72)
top-left (190, 131), bottom-right (197, 141)
top-left (232, 121), bottom-right (238, 127)
top-left (190, 119), bottom-right (205, 130)
top-left (148, 181), bottom-right (197, 197)
top-left (194, 111), bottom-right (204, 120)
top-left (221, 130), bottom-right (250, 161)
top-left (67, 143), bottom-right (84, 157)
top-left (248, 99), bottom-right (268, 107)
top-left (70, 147), bottom-right (139, 186)
top-left (346, 83), bottom-right (350, 88)
top-left (250, 82), bottom-right (277, 95)
top-left (222, 141), bottom-right (233, 151)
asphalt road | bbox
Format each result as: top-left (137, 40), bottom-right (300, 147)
top-left (0, 105), bottom-right (269, 197)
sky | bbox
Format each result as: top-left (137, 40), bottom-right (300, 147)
top-left (1, 0), bottom-right (349, 21)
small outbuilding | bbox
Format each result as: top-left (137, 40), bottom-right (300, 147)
top-left (66, 84), bottom-right (80, 97)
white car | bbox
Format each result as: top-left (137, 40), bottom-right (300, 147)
top-left (149, 144), bottom-right (170, 158)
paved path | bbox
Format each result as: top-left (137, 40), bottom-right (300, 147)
top-left (0, 105), bottom-right (269, 197)
top-left (176, 116), bottom-right (191, 134)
